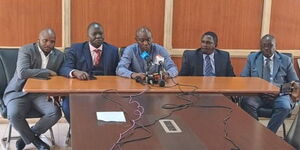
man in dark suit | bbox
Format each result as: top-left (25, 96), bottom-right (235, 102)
top-left (179, 31), bottom-right (235, 76)
top-left (3, 29), bottom-right (64, 150)
top-left (59, 22), bottom-right (119, 123)
top-left (240, 34), bottom-right (299, 133)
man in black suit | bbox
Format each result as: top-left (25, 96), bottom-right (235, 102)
top-left (179, 32), bottom-right (235, 76)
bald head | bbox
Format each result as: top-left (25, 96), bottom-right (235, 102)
top-left (260, 34), bottom-right (276, 58)
top-left (87, 22), bottom-right (104, 48)
top-left (135, 27), bottom-right (153, 51)
top-left (38, 28), bottom-right (56, 55)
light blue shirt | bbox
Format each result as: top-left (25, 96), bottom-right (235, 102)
top-left (116, 43), bottom-right (178, 78)
top-left (203, 53), bottom-right (215, 76)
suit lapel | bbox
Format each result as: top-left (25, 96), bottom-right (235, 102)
top-left (46, 50), bottom-right (58, 70)
top-left (33, 44), bottom-right (42, 69)
top-left (83, 43), bottom-right (93, 71)
top-left (255, 53), bottom-right (263, 78)
top-left (272, 53), bottom-right (280, 79)
top-left (214, 50), bottom-right (220, 76)
top-left (195, 50), bottom-right (203, 76)
top-left (101, 43), bottom-right (107, 74)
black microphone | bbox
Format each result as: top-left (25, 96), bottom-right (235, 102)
top-left (135, 76), bottom-right (143, 83)
top-left (155, 55), bottom-right (166, 87)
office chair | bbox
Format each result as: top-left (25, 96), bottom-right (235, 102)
top-left (287, 105), bottom-right (300, 149)
top-left (0, 48), bottom-right (55, 150)
top-left (118, 47), bottom-right (126, 60)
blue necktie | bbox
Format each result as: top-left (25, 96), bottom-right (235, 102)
top-left (263, 58), bottom-right (271, 81)
top-left (205, 55), bottom-right (214, 76)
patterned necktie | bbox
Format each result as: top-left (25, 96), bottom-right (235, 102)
top-left (263, 58), bottom-right (271, 81)
top-left (94, 49), bottom-right (101, 66)
top-left (205, 55), bottom-right (214, 76)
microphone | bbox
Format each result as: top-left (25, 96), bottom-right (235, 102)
top-left (155, 55), bottom-right (166, 87)
top-left (140, 51), bottom-right (152, 64)
top-left (135, 76), bottom-right (143, 83)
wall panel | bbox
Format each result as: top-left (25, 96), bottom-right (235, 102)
top-left (172, 0), bottom-right (263, 49)
top-left (270, 0), bottom-right (300, 49)
top-left (0, 0), bottom-right (62, 46)
top-left (71, 0), bottom-right (165, 47)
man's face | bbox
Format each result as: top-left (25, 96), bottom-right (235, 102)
top-left (201, 35), bottom-right (216, 54)
top-left (38, 33), bottom-right (55, 54)
top-left (260, 37), bottom-right (276, 58)
top-left (136, 32), bottom-right (152, 51)
top-left (88, 25), bottom-right (104, 48)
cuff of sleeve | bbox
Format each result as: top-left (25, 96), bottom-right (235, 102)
top-left (69, 69), bottom-right (76, 78)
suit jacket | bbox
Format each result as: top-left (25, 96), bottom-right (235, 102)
top-left (240, 51), bottom-right (299, 86)
top-left (179, 49), bottom-right (235, 76)
top-left (3, 43), bottom-right (64, 105)
top-left (59, 42), bottom-right (119, 77)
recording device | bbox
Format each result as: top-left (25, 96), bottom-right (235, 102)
top-left (136, 53), bottom-right (167, 87)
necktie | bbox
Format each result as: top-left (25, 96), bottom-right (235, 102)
top-left (263, 58), bottom-right (271, 81)
top-left (205, 55), bottom-right (214, 76)
top-left (94, 49), bottom-right (101, 66)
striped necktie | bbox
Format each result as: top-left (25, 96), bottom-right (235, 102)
top-left (263, 58), bottom-right (271, 81)
top-left (205, 55), bottom-right (214, 76)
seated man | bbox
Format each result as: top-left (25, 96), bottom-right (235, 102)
top-left (59, 22), bottom-right (119, 123)
top-left (116, 27), bottom-right (178, 79)
top-left (3, 29), bottom-right (63, 150)
top-left (179, 31), bottom-right (235, 76)
top-left (240, 34), bottom-right (299, 133)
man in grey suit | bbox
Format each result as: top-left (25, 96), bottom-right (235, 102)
top-left (3, 29), bottom-right (64, 150)
top-left (179, 31), bottom-right (235, 76)
top-left (240, 34), bottom-right (299, 133)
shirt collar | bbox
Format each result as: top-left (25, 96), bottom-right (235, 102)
top-left (203, 52), bottom-right (215, 59)
top-left (263, 54), bottom-right (274, 61)
top-left (37, 44), bottom-right (52, 56)
top-left (89, 42), bottom-right (103, 52)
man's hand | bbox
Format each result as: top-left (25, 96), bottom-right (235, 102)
top-left (162, 72), bottom-right (170, 80)
top-left (72, 70), bottom-right (89, 80)
top-left (291, 81), bottom-right (300, 102)
top-left (131, 73), bottom-right (146, 79)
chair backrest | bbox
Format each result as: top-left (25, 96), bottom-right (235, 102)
top-left (118, 47), bottom-right (126, 60)
top-left (287, 108), bottom-right (300, 149)
top-left (0, 48), bottom-right (19, 118)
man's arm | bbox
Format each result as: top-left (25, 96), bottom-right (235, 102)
top-left (160, 47), bottom-right (178, 78)
top-left (116, 47), bottom-right (134, 78)
top-left (16, 47), bottom-right (54, 80)
top-left (179, 51), bottom-right (191, 76)
top-left (225, 52), bottom-right (235, 77)
top-left (58, 48), bottom-right (77, 77)
top-left (240, 55), bottom-right (252, 77)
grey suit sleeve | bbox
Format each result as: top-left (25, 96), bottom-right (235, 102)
top-left (240, 55), bottom-right (252, 77)
top-left (16, 48), bottom-right (52, 79)
top-left (179, 51), bottom-right (191, 76)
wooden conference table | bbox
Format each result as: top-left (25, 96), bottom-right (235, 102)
top-left (23, 76), bottom-right (293, 150)
top-left (23, 76), bottom-right (279, 95)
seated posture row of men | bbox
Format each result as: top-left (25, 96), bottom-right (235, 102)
top-left (2, 21), bottom-right (298, 149)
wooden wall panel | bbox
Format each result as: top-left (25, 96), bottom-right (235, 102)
top-left (71, 0), bottom-right (165, 47)
top-left (0, 0), bottom-right (62, 47)
top-left (172, 57), bottom-right (300, 77)
top-left (172, 0), bottom-right (263, 49)
top-left (270, 0), bottom-right (300, 49)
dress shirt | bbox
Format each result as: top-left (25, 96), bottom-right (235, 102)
top-left (37, 45), bottom-right (51, 69)
top-left (263, 54), bottom-right (274, 81)
top-left (203, 53), bottom-right (215, 76)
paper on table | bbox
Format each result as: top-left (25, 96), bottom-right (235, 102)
top-left (96, 111), bottom-right (126, 122)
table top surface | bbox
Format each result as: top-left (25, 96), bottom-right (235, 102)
top-left (23, 76), bottom-right (279, 94)
top-left (70, 93), bottom-right (294, 150)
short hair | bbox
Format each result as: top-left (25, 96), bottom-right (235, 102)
top-left (87, 22), bottom-right (103, 31)
top-left (202, 31), bottom-right (218, 47)
top-left (261, 34), bottom-right (275, 42)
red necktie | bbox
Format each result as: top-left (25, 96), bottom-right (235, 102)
top-left (94, 49), bottom-right (101, 66)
